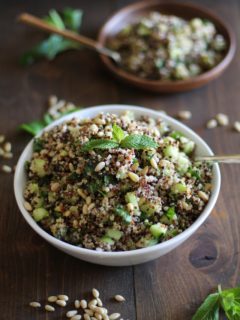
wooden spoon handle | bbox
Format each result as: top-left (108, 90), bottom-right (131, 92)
top-left (18, 12), bottom-right (100, 51)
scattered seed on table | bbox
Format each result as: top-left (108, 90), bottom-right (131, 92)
top-left (178, 110), bottom-right (192, 120)
top-left (3, 142), bottom-right (11, 152)
top-left (66, 310), bottom-right (78, 318)
top-left (0, 135), bottom-right (5, 143)
top-left (80, 299), bottom-right (87, 309)
top-left (89, 299), bottom-right (98, 306)
top-left (95, 313), bottom-right (103, 320)
top-left (45, 304), bottom-right (55, 312)
top-left (29, 301), bottom-right (41, 308)
top-left (216, 113), bottom-right (229, 126)
top-left (83, 314), bottom-right (91, 320)
top-left (71, 315), bottom-right (82, 320)
top-left (58, 294), bottom-right (69, 301)
top-left (109, 313), bottom-right (121, 320)
top-left (206, 119), bottom-right (217, 129)
top-left (49, 95), bottom-right (58, 107)
top-left (1, 165), bottom-right (12, 173)
top-left (3, 152), bottom-right (13, 159)
top-left (92, 288), bottom-right (100, 298)
top-left (233, 121), bottom-right (240, 132)
top-left (75, 299), bottom-right (81, 309)
top-left (48, 295), bottom-right (57, 302)
top-left (114, 295), bottom-right (125, 302)
top-left (56, 299), bottom-right (67, 307)
top-left (97, 298), bottom-right (103, 307)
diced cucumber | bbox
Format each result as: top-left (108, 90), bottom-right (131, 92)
top-left (100, 236), bottom-right (115, 245)
top-left (163, 145), bottom-right (179, 161)
top-left (30, 159), bottom-right (47, 177)
top-left (115, 205), bottom-right (132, 224)
top-left (176, 154), bottom-right (190, 173)
top-left (142, 237), bottom-right (158, 247)
top-left (166, 207), bottom-right (177, 221)
top-left (182, 141), bottom-right (195, 154)
top-left (125, 192), bottom-right (139, 210)
top-left (170, 131), bottom-right (185, 140)
top-left (139, 197), bottom-right (162, 216)
top-left (171, 183), bottom-right (187, 194)
top-left (27, 182), bottom-right (39, 194)
top-left (106, 228), bottom-right (123, 241)
top-left (32, 207), bottom-right (49, 222)
top-left (150, 223), bottom-right (168, 238)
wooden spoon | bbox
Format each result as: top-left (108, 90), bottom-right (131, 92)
top-left (18, 13), bottom-right (121, 63)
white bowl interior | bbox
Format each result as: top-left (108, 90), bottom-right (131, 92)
top-left (14, 105), bottom-right (221, 266)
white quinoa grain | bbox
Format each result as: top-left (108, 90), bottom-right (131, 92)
top-left (109, 313), bottom-right (121, 320)
top-left (206, 119), bottom-right (217, 129)
top-left (48, 295), bottom-right (57, 302)
top-left (95, 162), bottom-right (105, 172)
top-left (66, 310), bottom-right (78, 318)
top-left (57, 294), bottom-right (69, 301)
top-left (233, 121), bottom-right (240, 132)
top-left (45, 304), bottom-right (55, 312)
top-left (3, 142), bottom-right (11, 153)
top-left (128, 172), bottom-right (140, 182)
top-left (1, 165), bottom-right (12, 173)
top-left (178, 110), bottom-right (192, 120)
top-left (114, 295), bottom-right (125, 302)
top-left (29, 301), bottom-right (41, 308)
top-left (216, 113), bottom-right (229, 126)
top-left (80, 299), bottom-right (87, 309)
top-left (71, 315), bottom-right (82, 320)
top-left (198, 190), bottom-right (209, 202)
top-left (56, 299), bottom-right (67, 307)
top-left (24, 201), bottom-right (32, 212)
top-left (75, 299), bottom-right (81, 309)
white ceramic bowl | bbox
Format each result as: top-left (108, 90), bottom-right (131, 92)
top-left (14, 105), bottom-right (221, 266)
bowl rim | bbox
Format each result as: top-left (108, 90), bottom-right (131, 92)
top-left (97, 0), bottom-right (236, 88)
top-left (14, 105), bottom-right (221, 258)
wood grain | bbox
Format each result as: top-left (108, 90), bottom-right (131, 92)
top-left (0, 0), bottom-right (239, 319)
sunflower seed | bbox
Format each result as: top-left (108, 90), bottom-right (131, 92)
top-left (216, 113), bottom-right (229, 126)
top-left (109, 313), bottom-right (121, 320)
top-left (66, 310), bottom-right (78, 318)
top-left (29, 301), bottom-right (41, 308)
top-left (178, 110), bottom-right (192, 120)
top-left (57, 294), bottom-right (69, 301)
top-left (45, 304), bottom-right (55, 312)
top-left (206, 119), bottom-right (217, 129)
top-left (75, 299), bottom-right (81, 309)
top-left (56, 299), bottom-right (67, 307)
top-left (114, 295), bottom-right (125, 302)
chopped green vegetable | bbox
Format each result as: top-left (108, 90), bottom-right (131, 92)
top-left (139, 198), bottom-right (161, 216)
top-left (106, 229), bottom-right (123, 241)
top-left (62, 7), bottom-right (83, 31)
top-left (33, 138), bottom-right (44, 152)
top-left (100, 236), bottom-right (115, 245)
top-left (115, 205), bottom-right (132, 224)
top-left (166, 207), bottom-right (176, 221)
top-left (150, 223), bottom-right (168, 238)
top-left (30, 159), bottom-right (47, 177)
top-left (171, 182), bottom-right (187, 194)
top-left (163, 145), bottom-right (179, 161)
top-left (32, 207), bottom-right (49, 221)
top-left (170, 131), bottom-right (185, 140)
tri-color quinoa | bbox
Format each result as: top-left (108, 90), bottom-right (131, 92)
top-left (23, 111), bottom-right (213, 251)
top-left (108, 12), bottom-right (227, 80)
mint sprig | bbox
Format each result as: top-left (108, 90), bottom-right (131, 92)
top-left (192, 285), bottom-right (240, 320)
top-left (82, 125), bottom-right (158, 151)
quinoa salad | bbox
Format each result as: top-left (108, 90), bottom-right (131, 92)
top-left (108, 12), bottom-right (227, 81)
top-left (23, 111), bottom-right (213, 251)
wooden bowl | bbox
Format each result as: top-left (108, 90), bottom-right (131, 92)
top-left (98, 1), bottom-right (236, 93)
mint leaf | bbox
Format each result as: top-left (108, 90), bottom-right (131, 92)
top-left (19, 121), bottom-right (45, 136)
top-left (112, 124), bottom-right (125, 143)
top-left (81, 139), bottom-right (119, 151)
top-left (120, 134), bottom-right (158, 150)
top-left (44, 9), bottom-right (65, 30)
top-left (192, 293), bottom-right (220, 320)
top-left (220, 288), bottom-right (240, 319)
top-left (62, 8), bottom-right (83, 31)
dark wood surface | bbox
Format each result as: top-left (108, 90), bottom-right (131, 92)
top-left (0, 1), bottom-right (239, 319)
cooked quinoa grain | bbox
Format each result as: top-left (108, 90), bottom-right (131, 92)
top-left (24, 111), bottom-right (213, 251)
top-left (108, 12), bottom-right (227, 81)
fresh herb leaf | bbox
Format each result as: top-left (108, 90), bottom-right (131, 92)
top-left (166, 207), bottom-right (176, 220)
top-left (81, 139), bottom-right (119, 152)
top-left (21, 8), bottom-right (83, 65)
top-left (44, 9), bottom-right (65, 30)
top-left (112, 123), bottom-right (125, 143)
top-left (120, 134), bottom-right (158, 150)
top-left (62, 7), bottom-right (83, 31)
top-left (192, 293), bottom-right (220, 320)
top-left (220, 287), bottom-right (240, 319)
top-left (19, 121), bottom-right (45, 136)
top-left (43, 113), bottom-right (53, 125)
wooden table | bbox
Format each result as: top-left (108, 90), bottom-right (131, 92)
top-left (0, 0), bottom-right (239, 319)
